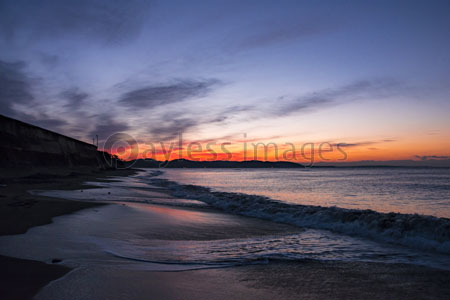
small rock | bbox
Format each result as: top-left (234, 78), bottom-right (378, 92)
top-left (52, 258), bottom-right (62, 263)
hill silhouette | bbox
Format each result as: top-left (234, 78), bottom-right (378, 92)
top-left (129, 159), bottom-right (304, 168)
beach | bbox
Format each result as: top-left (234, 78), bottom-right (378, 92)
top-left (1, 168), bottom-right (450, 299)
top-left (2, 1), bottom-right (450, 298)
top-left (0, 168), bottom-right (136, 299)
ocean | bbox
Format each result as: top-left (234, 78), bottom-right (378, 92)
top-left (2, 167), bottom-right (450, 278)
top-left (158, 167), bottom-right (450, 218)
top-left (151, 167), bottom-right (450, 267)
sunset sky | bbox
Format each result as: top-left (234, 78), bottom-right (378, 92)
top-left (1, 0), bottom-right (449, 163)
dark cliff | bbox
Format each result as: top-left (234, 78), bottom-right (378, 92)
top-left (0, 115), bottom-right (120, 173)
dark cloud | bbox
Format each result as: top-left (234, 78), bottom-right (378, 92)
top-left (0, 60), bottom-right (34, 116)
top-left (102, 132), bottom-right (139, 148)
top-left (223, 79), bottom-right (403, 121)
top-left (185, 134), bottom-right (238, 145)
top-left (0, 0), bottom-right (151, 43)
top-left (147, 104), bottom-right (240, 142)
top-left (0, 60), bottom-right (77, 132)
top-left (335, 139), bottom-right (396, 148)
top-left (118, 79), bottom-right (220, 108)
top-left (90, 115), bottom-right (130, 142)
top-left (277, 96), bottom-right (331, 116)
top-left (237, 21), bottom-right (327, 50)
top-left (34, 118), bottom-right (66, 128)
top-left (150, 118), bottom-right (198, 142)
top-left (21, 113), bottom-right (68, 130)
top-left (0, 60), bottom-right (71, 131)
top-left (0, 61), bottom-right (221, 144)
top-left (61, 88), bottom-right (89, 110)
top-left (336, 142), bottom-right (376, 148)
top-left (276, 79), bottom-right (402, 116)
top-left (219, 104), bottom-right (254, 116)
top-left (415, 155), bottom-right (450, 161)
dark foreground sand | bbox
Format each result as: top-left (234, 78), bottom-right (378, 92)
top-left (1, 169), bottom-right (450, 300)
top-left (0, 168), bottom-right (137, 300)
top-left (0, 255), bottom-right (69, 300)
top-left (38, 261), bottom-right (449, 300)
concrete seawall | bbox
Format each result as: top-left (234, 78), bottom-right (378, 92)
top-left (0, 115), bottom-right (117, 172)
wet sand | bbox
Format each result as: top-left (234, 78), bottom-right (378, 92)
top-left (0, 255), bottom-right (70, 300)
top-left (20, 202), bottom-right (450, 300)
top-left (1, 169), bottom-right (450, 299)
top-left (35, 261), bottom-right (450, 300)
top-left (0, 168), bottom-right (138, 300)
top-left (0, 168), bottom-right (138, 235)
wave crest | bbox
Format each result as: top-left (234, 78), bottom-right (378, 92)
top-left (149, 177), bottom-right (450, 254)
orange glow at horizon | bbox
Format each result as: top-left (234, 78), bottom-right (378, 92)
top-left (104, 136), bottom-right (450, 163)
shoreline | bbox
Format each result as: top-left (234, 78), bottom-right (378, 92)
top-left (0, 168), bottom-right (140, 299)
top-left (1, 168), bottom-right (450, 299)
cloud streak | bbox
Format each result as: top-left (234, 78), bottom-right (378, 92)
top-left (0, 60), bottom-right (34, 116)
top-left (143, 103), bottom-right (247, 142)
top-left (0, 0), bottom-right (151, 43)
top-left (415, 155), bottom-right (450, 161)
top-left (214, 79), bottom-right (405, 123)
top-left (335, 139), bottom-right (396, 148)
top-left (0, 60), bottom-right (70, 132)
top-left (275, 78), bottom-right (403, 116)
top-left (90, 115), bottom-right (130, 141)
top-left (236, 21), bottom-right (328, 50)
top-left (118, 79), bottom-right (220, 108)
top-left (19, 113), bottom-right (68, 130)
top-left (61, 88), bottom-right (89, 110)
top-left (131, 79), bottom-right (404, 143)
top-left (149, 118), bottom-right (198, 142)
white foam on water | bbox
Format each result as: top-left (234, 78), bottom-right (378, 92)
top-left (148, 173), bottom-right (450, 255)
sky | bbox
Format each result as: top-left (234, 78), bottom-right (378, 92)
top-left (1, 0), bottom-right (450, 163)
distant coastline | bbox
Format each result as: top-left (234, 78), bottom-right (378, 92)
top-left (129, 159), bottom-right (304, 168)
top-left (128, 158), bottom-right (450, 168)
top-left (2, 114), bottom-right (448, 171)
top-left (312, 159), bottom-right (450, 168)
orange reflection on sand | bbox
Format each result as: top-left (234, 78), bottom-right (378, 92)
top-left (137, 203), bottom-right (233, 225)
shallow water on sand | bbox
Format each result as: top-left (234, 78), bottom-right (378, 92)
top-left (1, 168), bottom-right (449, 299)
top-left (2, 169), bottom-right (448, 271)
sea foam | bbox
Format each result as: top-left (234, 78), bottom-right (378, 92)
top-left (148, 173), bottom-right (450, 254)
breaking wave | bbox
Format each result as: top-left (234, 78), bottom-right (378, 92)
top-left (148, 175), bottom-right (450, 254)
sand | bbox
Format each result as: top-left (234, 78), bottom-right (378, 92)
top-left (0, 168), bottom-right (138, 299)
top-left (35, 261), bottom-right (450, 300)
top-left (0, 168), bottom-right (137, 235)
top-left (0, 255), bottom-right (70, 300)
top-left (1, 168), bottom-right (450, 300)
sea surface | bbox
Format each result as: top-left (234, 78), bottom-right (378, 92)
top-left (1, 167), bottom-right (450, 276)
top-left (158, 167), bottom-right (450, 218)
top-left (155, 167), bottom-right (450, 251)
